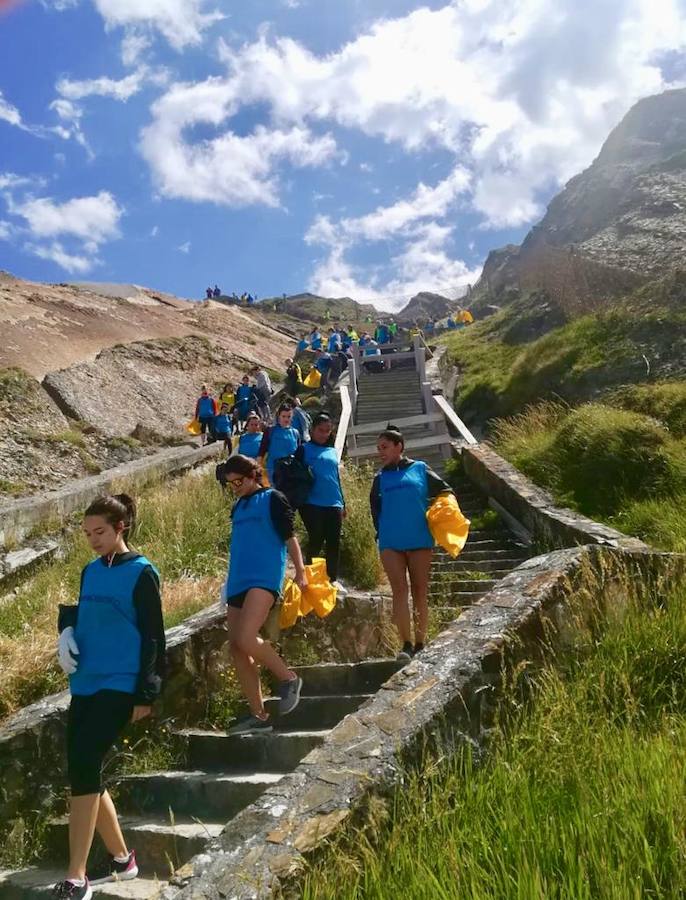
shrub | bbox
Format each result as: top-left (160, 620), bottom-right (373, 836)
top-left (612, 381), bottom-right (686, 438)
top-left (339, 463), bottom-right (382, 590)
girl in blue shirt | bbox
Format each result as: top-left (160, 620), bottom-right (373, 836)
top-left (53, 494), bottom-right (164, 899)
top-left (299, 414), bottom-right (346, 593)
top-left (258, 403), bottom-right (301, 484)
top-left (220, 455), bottom-right (307, 735)
top-left (236, 412), bottom-right (263, 458)
top-left (370, 426), bottom-right (453, 662)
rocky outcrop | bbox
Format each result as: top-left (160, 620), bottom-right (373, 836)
top-left (396, 291), bottom-right (455, 323)
top-left (474, 88), bottom-right (686, 310)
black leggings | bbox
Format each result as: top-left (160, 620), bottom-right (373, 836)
top-left (67, 690), bottom-right (134, 796)
top-left (300, 504), bottom-right (342, 582)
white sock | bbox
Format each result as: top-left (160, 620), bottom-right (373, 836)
top-left (67, 878), bottom-right (86, 887)
top-left (114, 853), bottom-right (130, 863)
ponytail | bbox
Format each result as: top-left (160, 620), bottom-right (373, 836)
top-left (84, 493), bottom-right (137, 538)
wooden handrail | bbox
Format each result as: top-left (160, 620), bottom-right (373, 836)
top-left (433, 394), bottom-right (478, 445)
top-left (336, 385), bottom-right (353, 461)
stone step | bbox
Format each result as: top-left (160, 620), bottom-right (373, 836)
top-left (293, 659), bottom-right (404, 695)
top-left (181, 728), bottom-right (329, 773)
top-left (45, 816), bottom-right (223, 878)
top-left (429, 578), bottom-right (498, 592)
top-left (114, 770), bottom-right (283, 819)
top-left (0, 868), bottom-right (161, 898)
top-left (455, 549), bottom-right (529, 562)
top-left (450, 559), bottom-right (525, 574)
top-left (262, 693), bottom-right (372, 730)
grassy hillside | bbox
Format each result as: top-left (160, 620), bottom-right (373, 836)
top-left (442, 271), bottom-right (686, 427)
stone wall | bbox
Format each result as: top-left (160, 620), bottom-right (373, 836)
top-left (0, 443), bottom-right (222, 551)
top-left (0, 592), bottom-right (390, 826)
top-left (160, 545), bottom-right (686, 899)
top-left (462, 443), bottom-right (649, 552)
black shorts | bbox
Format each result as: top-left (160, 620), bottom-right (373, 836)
top-left (67, 690), bottom-right (135, 796)
top-left (199, 416), bottom-right (215, 434)
top-left (226, 588), bottom-right (280, 609)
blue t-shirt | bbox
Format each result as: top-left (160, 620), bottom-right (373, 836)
top-left (297, 339), bottom-right (309, 353)
top-left (71, 555), bottom-right (156, 696)
top-left (302, 442), bottom-right (344, 508)
top-left (238, 431), bottom-right (262, 458)
top-left (235, 385), bottom-right (253, 411)
top-left (310, 332), bottom-right (323, 351)
top-left (214, 413), bottom-right (231, 435)
top-left (226, 489), bottom-right (287, 596)
top-left (377, 460), bottom-right (434, 551)
top-left (197, 395), bottom-right (215, 418)
top-left (265, 425), bottom-right (300, 480)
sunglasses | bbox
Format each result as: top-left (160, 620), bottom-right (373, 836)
top-left (227, 476), bottom-right (245, 489)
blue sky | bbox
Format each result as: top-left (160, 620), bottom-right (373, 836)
top-left (1, 0), bottom-right (685, 310)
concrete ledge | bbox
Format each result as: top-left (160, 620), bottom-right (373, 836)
top-left (160, 545), bottom-right (686, 899)
top-left (0, 443), bottom-right (222, 550)
top-left (462, 443), bottom-right (649, 552)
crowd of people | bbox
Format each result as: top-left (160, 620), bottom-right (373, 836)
top-left (204, 286), bottom-right (258, 304)
top-left (51, 413), bottom-right (455, 897)
top-left (47, 313), bottom-right (472, 899)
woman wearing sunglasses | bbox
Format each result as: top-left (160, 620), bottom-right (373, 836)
top-left (220, 454), bottom-right (307, 734)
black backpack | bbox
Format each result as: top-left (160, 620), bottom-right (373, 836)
top-left (273, 449), bottom-right (314, 509)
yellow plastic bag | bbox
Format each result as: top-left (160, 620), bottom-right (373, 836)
top-left (186, 418), bottom-right (202, 436)
top-left (280, 579), bottom-right (302, 629)
top-left (303, 368), bottom-right (322, 389)
top-left (427, 493), bottom-right (470, 558)
top-left (303, 558), bottom-right (337, 618)
top-left (278, 558), bottom-right (337, 629)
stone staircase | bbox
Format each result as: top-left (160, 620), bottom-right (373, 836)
top-left (0, 661), bottom-right (403, 898)
top-left (1, 351), bottom-right (534, 899)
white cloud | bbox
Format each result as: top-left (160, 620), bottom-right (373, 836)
top-left (92, 0), bottom-right (223, 51)
top-left (140, 79), bottom-right (339, 206)
top-left (178, 240), bottom-right (191, 253)
top-left (11, 190), bottom-right (122, 245)
top-left (27, 241), bottom-right (95, 274)
top-left (49, 97), bottom-right (92, 154)
top-left (121, 31), bottom-right (152, 66)
top-left (57, 69), bottom-right (147, 101)
top-left (0, 90), bottom-right (23, 129)
top-left (4, 189), bottom-right (123, 273)
top-left (0, 221), bottom-right (12, 241)
top-left (150, 224), bottom-right (159, 237)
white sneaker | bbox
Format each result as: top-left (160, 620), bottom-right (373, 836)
top-left (332, 580), bottom-right (348, 596)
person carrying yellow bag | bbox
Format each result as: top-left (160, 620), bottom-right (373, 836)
top-left (426, 493), bottom-right (470, 557)
top-left (186, 418), bottom-right (202, 436)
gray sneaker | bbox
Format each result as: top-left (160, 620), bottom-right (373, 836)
top-left (278, 676), bottom-right (303, 716)
top-left (227, 715), bottom-right (273, 735)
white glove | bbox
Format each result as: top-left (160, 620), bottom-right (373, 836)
top-left (58, 626), bottom-right (80, 675)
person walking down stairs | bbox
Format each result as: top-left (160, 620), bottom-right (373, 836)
top-left (370, 426), bottom-right (454, 661)
top-left (52, 494), bottom-right (165, 899)
top-left (219, 455), bottom-right (307, 735)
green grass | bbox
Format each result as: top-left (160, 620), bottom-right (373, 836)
top-left (0, 478), bottom-right (25, 496)
top-left (339, 464), bottom-right (382, 589)
top-left (302, 589), bottom-right (686, 900)
top-left (491, 398), bottom-right (686, 548)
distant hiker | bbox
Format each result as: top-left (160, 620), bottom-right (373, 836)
top-left (219, 383), bottom-right (235, 412)
top-left (314, 349), bottom-right (333, 387)
top-left (235, 375), bottom-right (257, 429)
top-left (296, 333), bottom-right (309, 354)
top-left (214, 404), bottom-right (233, 454)
top-left (299, 413), bottom-right (346, 593)
top-left (205, 287), bottom-right (213, 299)
top-left (363, 340), bottom-right (384, 374)
top-left (251, 365), bottom-right (273, 421)
top-left (219, 455), bottom-right (306, 734)
top-left (259, 403), bottom-right (301, 484)
top-left (53, 494), bottom-right (164, 898)
top-left (213, 285), bottom-right (221, 298)
top-left (389, 320), bottom-right (398, 341)
top-left (374, 322), bottom-right (390, 345)
top-left (358, 332), bottom-right (371, 348)
top-left (195, 385), bottom-right (219, 445)
top-left (236, 412), bottom-right (262, 458)
top-left (309, 328), bottom-right (323, 351)
top-left (371, 426), bottom-right (453, 661)
top-left (285, 358), bottom-right (302, 397)
top-left (447, 315), bottom-right (456, 330)
top-left (247, 293), bottom-right (254, 304)
top-left (327, 328), bottom-right (342, 353)
top-left (290, 396), bottom-right (311, 442)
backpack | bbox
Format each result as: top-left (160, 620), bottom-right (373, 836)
top-left (273, 450), bottom-right (314, 510)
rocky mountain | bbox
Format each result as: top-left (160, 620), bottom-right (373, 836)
top-left (260, 292), bottom-right (380, 325)
top-left (396, 291), bottom-right (456, 323)
top-left (0, 274), bottom-right (292, 496)
top-left (474, 87), bottom-right (686, 312)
